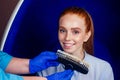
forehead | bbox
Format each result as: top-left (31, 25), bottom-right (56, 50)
top-left (59, 14), bottom-right (86, 29)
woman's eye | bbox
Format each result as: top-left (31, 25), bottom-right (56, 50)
top-left (73, 31), bottom-right (79, 34)
top-left (59, 29), bottom-right (65, 33)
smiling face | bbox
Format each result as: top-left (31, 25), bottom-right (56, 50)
top-left (58, 14), bottom-right (91, 58)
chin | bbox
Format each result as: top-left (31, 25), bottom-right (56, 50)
top-left (63, 48), bottom-right (74, 55)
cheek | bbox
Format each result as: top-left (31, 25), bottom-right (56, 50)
top-left (75, 36), bottom-right (85, 44)
top-left (58, 33), bottom-right (64, 41)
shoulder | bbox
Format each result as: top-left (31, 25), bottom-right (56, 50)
top-left (84, 53), bottom-right (114, 79)
top-left (84, 52), bottom-right (112, 69)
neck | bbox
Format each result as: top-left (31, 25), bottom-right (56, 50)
top-left (72, 49), bottom-right (85, 61)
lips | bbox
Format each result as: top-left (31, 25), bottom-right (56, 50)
top-left (63, 43), bottom-right (74, 49)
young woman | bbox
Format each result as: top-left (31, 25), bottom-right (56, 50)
top-left (38, 6), bottom-right (114, 80)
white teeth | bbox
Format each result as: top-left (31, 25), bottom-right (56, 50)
top-left (64, 43), bottom-right (73, 47)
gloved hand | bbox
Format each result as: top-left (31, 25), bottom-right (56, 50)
top-left (46, 70), bottom-right (73, 80)
top-left (29, 51), bottom-right (59, 73)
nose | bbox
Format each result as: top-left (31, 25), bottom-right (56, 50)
top-left (65, 32), bottom-right (71, 40)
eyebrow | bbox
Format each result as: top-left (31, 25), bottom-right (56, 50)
top-left (59, 26), bottom-right (81, 30)
top-left (59, 26), bottom-right (66, 29)
top-left (59, 26), bottom-right (64, 28)
top-left (71, 27), bottom-right (81, 30)
top-left (71, 27), bottom-right (81, 31)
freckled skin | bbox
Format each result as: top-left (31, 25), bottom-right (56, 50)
top-left (58, 14), bottom-right (91, 59)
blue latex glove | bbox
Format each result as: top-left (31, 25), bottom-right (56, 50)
top-left (29, 51), bottom-right (59, 73)
top-left (46, 70), bottom-right (73, 80)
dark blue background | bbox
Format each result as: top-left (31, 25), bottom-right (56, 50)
top-left (3, 0), bottom-right (120, 79)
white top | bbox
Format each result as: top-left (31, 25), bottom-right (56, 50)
top-left (38, 52), bottom-right (114, 80)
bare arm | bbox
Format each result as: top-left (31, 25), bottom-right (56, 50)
top-left (23, 76), bottom-right (47, 80)
top-left (5, 57), bottom-right (30, 74)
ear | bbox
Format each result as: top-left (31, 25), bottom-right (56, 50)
top-left (83, 31), bottom-right (91, 42)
